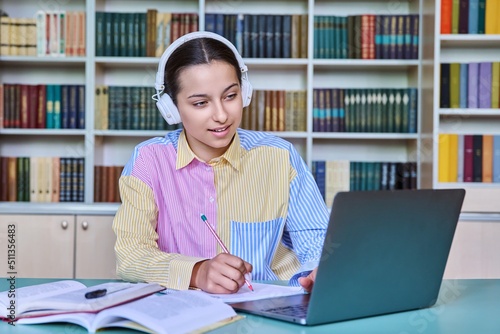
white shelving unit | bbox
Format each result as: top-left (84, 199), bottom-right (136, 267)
top-left (432, 0), bottom-right (500, 212)
top-left (0, 0), bottom-right (432, 214)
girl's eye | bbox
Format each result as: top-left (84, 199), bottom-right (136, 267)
top-left (193, 101), bottom-right (207, 107)
top-left (226, 93), bottom-right (237, 100)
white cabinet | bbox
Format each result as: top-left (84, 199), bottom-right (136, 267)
top-left (0, 215), bottom-right (75, 278)
top-left (0, 214), bottom-right (117, 279)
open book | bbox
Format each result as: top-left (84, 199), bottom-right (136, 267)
top-left (0, 280), bottom-right (164, 320)
top-left (17, 290), bottom-right (242, 334)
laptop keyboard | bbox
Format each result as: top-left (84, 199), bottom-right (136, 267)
top-left (263, 304), bottom-right (308, 317)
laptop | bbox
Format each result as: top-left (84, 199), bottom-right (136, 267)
top-left (231, 188), bottom-right (466, 325)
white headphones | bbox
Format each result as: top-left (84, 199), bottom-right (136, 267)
top-left (153, 31), bottom-right (253, 125)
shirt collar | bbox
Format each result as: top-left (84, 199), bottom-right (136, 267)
top-left (176, 130), bottom-right (242, 171)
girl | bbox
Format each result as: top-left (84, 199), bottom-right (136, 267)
top-left (113, 32), bottom-right (329, 294)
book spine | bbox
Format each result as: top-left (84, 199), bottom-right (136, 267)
top-left (473, 134), bottom-right (483, 182)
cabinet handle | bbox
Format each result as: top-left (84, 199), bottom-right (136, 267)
top-left (82, 221), bottom-right (89, 230)
top-left (61, 221), bottom-right (68, 230)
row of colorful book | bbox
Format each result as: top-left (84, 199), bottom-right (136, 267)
top-left (0, 11), bottom-right (86, 57)
top-left (95, 11), bottom-right (198, 57)
top-left (313, 88), bottom-right (418, 133)
top-left (240, 90), bottom-right (307, 132)
top-left (441, 0), bottom-right (499, 34)
top-left (0, 156), bottom-right (85, 203)
top-left (440, 62), bottom-right (500, 109)
top-left (94, 85), bottom-right (181, 131)
top-left (0, 84), bottom-right (85, 129)
top-left (94, 165), bottom-right (123, 203)
top-left (312, 160), bottom-right (418, 206)
top-left (438, 134), bottom-right (500, 183)
top-left (205, 14), bottom-right (307, 59)
top-left (313, 14), bottom-right (419, 60)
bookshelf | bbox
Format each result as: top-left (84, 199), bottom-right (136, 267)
top-left (433, 0), bottom-right (500, 213)
top-left (0, 0), bottom-right (440, 213)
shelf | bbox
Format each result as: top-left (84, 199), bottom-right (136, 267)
top-left (312, 133), bottom-right (419, 140)
top-left (0, 202), bottom-right (119, 215)
top-left (436, 182), bottom-right (500, 189)
top-left (439, 109), bottom-right (500, 116)
top-left (440, 35), bottom-right (500, 48)
top-left (0, 129), bottom-right (87, 136)
top-left (0, 56), bottom-right (86, 66)
top-left (313, 59), bottom-right (419, 71)
top-left (94, 130), bottom-right (171, 137)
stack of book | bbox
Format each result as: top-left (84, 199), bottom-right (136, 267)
top-left (441, 0), bottom-right (500, 34)
top-left (0, 280), bottom-right (239, 333)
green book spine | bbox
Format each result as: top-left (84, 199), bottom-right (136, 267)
top-left (401, 89), bottom-right (410, 134)
top-left (95, 12), bottom-right (105, 56)
top-left (131, 87), bottom-right (141, 130)
top-left (477, 0), bottom-right (486, 34)
top-left (394, 89), bottom-right (402, 133)
top-left (139, 13), bottom-right (147, 57)
top-left (449, 63), bottom-right (460, 108)
top-left (16, 157), bottom-right (23, 201)
top-left (452, 0), bottom-right (460, 34)
top-left (373, 162), bottom-right (381, 190)
top-left (359, 89), bottom-right (367, 132)
top-left (104, 12), bottom-right (113, 56)
top-left (387, 89), bottom-right (395, 133)
top-left (119, 13), bottom-right (127, 56)
top-left (123, 86), bottom-right (132, 130)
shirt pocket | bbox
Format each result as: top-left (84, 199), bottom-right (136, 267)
top-left (230, 218), bottom-right (285, 281)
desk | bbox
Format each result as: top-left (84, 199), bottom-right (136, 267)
top-left (1, 279), bottom-right (499, 333)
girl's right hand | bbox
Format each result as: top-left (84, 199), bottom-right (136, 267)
top-left (190, 253), bottom-right (253, 294)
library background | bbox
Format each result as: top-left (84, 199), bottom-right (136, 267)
top-left (0, 0), bottom-right (499, 280)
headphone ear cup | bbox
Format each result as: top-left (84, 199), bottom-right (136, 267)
top-left (156, 93), bottom-right (182, 125)
top-left (241, 78), bottom-right (253, 108)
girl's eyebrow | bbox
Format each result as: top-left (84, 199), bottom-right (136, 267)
top-left (187, 83), bottom-right (239, 99)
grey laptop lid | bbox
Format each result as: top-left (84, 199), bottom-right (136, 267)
top-left (231, 189), bottom-right (466, 326)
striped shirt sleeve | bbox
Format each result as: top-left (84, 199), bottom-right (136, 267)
top-left (113, 171), bottom-right (206, 290)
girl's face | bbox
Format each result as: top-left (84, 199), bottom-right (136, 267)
top-left (176, 60), bottom-right (243, 162)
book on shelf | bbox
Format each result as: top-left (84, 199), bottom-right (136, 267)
top-left (440, 61), bottom-right (500, 109)
top-left (438, 134), bottom-right (500, 183)
top-left (313, 160), bottom-right (417, 204)
top-left (441, 0), bottom-right (499, 34)
top-left (0, 280), bottom-right (165, 320)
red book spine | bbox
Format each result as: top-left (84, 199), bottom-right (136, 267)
top-left (28, 85), bottom-right (38, 128)
top-left (361, 15), bottom-right (370, 59)
top-left (463, 134), bottom-right (474, 182)
top-left (441, 0), bottom-right (452, 34)
top-left (37, 85), bottom-right (47, 128)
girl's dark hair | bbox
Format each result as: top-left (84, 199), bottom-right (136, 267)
top-left (164, 38), bottom-right (242, 105)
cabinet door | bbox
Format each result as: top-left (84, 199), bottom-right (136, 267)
top-left (444, 221), bottom-right (500, 279)
top-left (0, 215), bottom-right (75, 278)
top-left (75, 215), bottom-right (117, 279)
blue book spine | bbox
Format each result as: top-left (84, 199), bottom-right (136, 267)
top-left (408, 88), bottom-right (418, 133)
top-left (493, 135), bottom-right (500, 183)
top-left (459, 63), bottom-right (468, 108)
top-left (205, 13), bottom-right (215, 33)
top-left (315, 161), bottom-right (326, 200)
top-left (469, 0), bottom-right (479, 34)
top-left (53, 84), bottom-right (61, 129)
top-left (60, 85), bottom-right (70, 129)
top-left (77, 85), bottom-right (85, 129)
top-left (46, 85), bottom-right (54, 129)
top-left (313, 16), bottom-right (320, 58)
top-left (375, 15), bottom-right (382, 59)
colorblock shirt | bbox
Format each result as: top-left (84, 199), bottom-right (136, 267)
top-left (113, 129), bottom-right (329, 290)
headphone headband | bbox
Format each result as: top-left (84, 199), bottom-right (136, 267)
top-left (155, 31), bottom-right (248, 92)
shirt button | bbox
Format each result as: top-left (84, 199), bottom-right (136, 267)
top-left (209, 197), bottom-right (214, 203)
